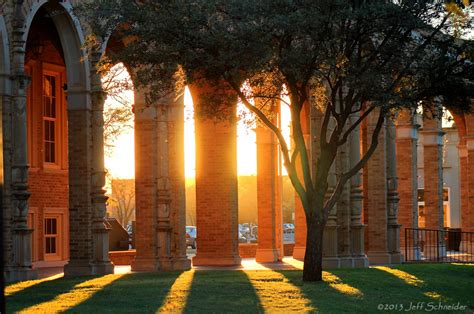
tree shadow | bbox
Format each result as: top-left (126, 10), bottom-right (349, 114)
top-left (184, 271), bottom-right (264, 313)
top-left (6, 276), bottom-right (91, 312)
top-left (276, 267), bottom-right (462, 313)
top-left (67, 271), bottom-right (183, 313)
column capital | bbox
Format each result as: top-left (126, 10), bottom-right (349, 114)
top-left (420, 129), bottom-right (445, 146)
top-left (396, 123), bottom-right (419, 140)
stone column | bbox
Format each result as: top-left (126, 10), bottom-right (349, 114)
top-left (365, 109), bottom-right (391, 264)
top-left (7, 12), bottom-right (37, 281)
top-left (89, 51), bottom-right (113, 275)
top-left (167, 92), bottom-right (192, 270)
top-left (132, 89), bottom-right (191, 271)
top-left (154, 102), bottom-right (175, 270)
top-left (396, 110), bottom-right (420, 259)
top-left (323, 162), bottom-right (340, 267)
top-left (386, 119), bottom-right (403, 263)
top-left (421, 108), bottom-right (446, 257)
top-left (255, 101), bottom-right (283, 263)
top-left (348, 113), bottom-right (369, 267)
top-left (190, 80), bottom-right (241, 266)
top-left (336, 140), bottom-right (352, 267)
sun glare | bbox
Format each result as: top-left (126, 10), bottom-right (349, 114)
top-left (105, 77), bottom-right (292, 180)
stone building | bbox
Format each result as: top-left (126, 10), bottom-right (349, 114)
top-left (1, 1), bottom-right (473, 282)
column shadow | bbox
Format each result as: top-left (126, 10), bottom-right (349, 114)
top-left (68, 271), bottom-right (183, 313)
top-left (184, 271), bottom-right (264, 313)
top-left (6, 276), bottom-right (91, 312)
top-left (276, 267), bottom-right (456, 313)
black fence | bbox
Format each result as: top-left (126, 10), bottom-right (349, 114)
top-left (404, 228), bottom-right (474, 263)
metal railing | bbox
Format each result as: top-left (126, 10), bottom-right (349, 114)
top-left (404, 228), bottom-right (474, 263)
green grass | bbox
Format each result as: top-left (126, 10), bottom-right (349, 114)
top-left (6, 263), bottom-right (474, 313)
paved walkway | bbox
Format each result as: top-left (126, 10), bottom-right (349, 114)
top-left (36, 257), bottom-right (303, 279)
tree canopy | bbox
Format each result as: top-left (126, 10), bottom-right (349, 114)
top-left (80, 0), bottom-right (473, 281)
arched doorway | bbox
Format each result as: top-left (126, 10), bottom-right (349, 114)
top-left (20, 1), bottom-right (113, 277)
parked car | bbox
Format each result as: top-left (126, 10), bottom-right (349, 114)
top-left (186, 226), bottom-right (197, 249)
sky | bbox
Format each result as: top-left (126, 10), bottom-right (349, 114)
top-left (103, 64), bottom-right (292, 180)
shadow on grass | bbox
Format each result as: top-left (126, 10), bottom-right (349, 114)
top-left (184, 271), bottom-right (264, 313)
top-left (385, 263), bottom-right (474, 311)
top-left (6, 276), bottom-right (91, 313)
top-left (277, 265), bottom-right (474, 313)
top-left (67, 271), bottom-right (183, 313)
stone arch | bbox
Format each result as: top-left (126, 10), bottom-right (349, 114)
top-left (23, 1), bottom-right (91, 108)
top-left (22, 2), bottom-right (113, 276)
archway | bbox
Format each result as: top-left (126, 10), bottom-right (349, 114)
top-left (21, 1), bottom-right (113, 277)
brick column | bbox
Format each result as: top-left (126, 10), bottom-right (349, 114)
top-left (459, 139), bottom-right (474, 252)
top-left (64, 98), bottom-right (94, 277)
top-left (190, 81), bottom-right (241, 266)
top-left (386, 119), bottom-right (403, 263)
top-left (365, 110), bottom-right (391, 264)
top-left (465, 138), bottom-right (474, 233)
top-left (89, 51), bottom-right (113, 275)
top-left (458, 144), bottom-right (470, 232)
top-left (396, 111), bottom-right (420, 257)
top-left (132, 91), bottom-right (156, 270)
top-left (255, 117), bottom-right (283, 263)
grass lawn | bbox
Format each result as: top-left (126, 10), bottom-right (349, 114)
top-left (5, 263), bottom-right (474, 313)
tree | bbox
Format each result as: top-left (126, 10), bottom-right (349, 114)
top-left (100, 62), bottom-right (134, 157)
top-left (80, 0), bottom-right (473, 281)
top-left (109, 179), bottom-right (136, 228)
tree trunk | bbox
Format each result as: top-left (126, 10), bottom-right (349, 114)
top-left (302, 219), bottom-right (324, 281)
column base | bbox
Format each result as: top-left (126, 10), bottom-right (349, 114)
top-left (339, 256), bottom-right (354, 268)
top-left (131, 257), bottom-right (159, 272)
top-left (91, 261), bottom-right (115, 275)
top-left (389, 253), bottom-right (404, 264)
top-left (322, 257), bottom-right (340, 268)
top-left (171, 256), bottom-right (192, 270)
top-left (292, 246), bottom-right (306, 260)
top-left (131, 256), bottom-right (191, 271)
top-left (64, 260), bottom-right (94, 277)
top-left (256, 248), bottom-right (281, 263)
top-left (353, 255), bottom-right (370, 268)
top-left (4, 266), bottom-right (38, 283)
top-left (192, 254), bottom-right (241, 266)
top-left (367, 251), bottom-right (392, 265)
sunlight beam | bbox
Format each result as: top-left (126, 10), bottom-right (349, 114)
top-left (245, 270), bottom-right (316, 312)
top-left (5, 273), bottom-right (63, 297)
top-left (157, 270), bottom-right (195, 313)
top-left (372, 266), bottom-right (424, 287)
top-left (18, 274), bottom-right (125, 313)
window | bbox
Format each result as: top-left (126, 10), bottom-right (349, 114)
top-left (44, 217), bottom-right (58, 255)
top-left (43, 74), bottom-right (57, 163)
